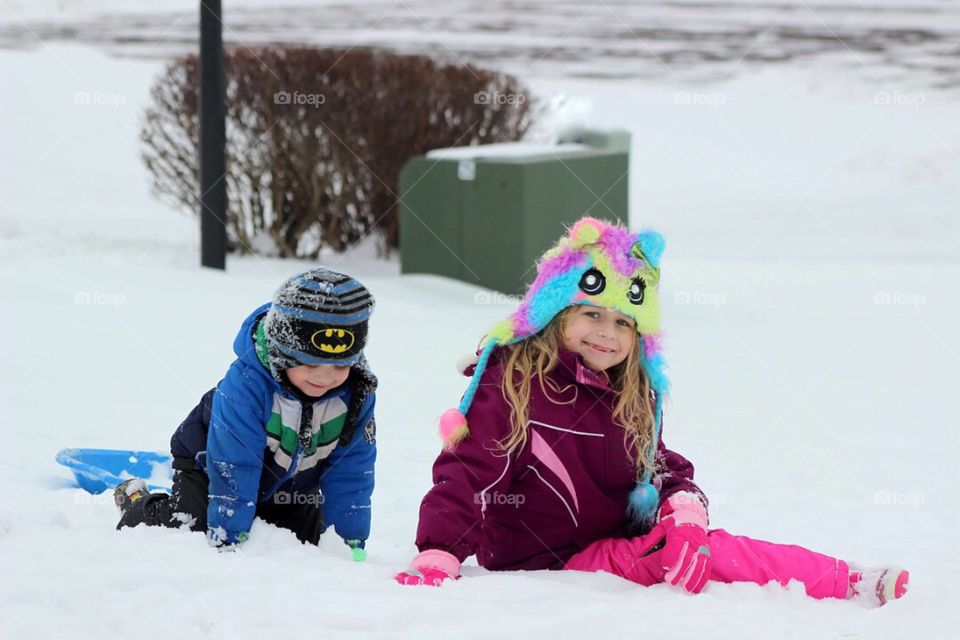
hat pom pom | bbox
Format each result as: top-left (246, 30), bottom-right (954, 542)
top-left (626, 481), bottom-right (660, 530)
top-left (439, 409), bottom-right (469, 450)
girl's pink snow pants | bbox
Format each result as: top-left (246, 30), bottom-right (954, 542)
top-left (565, 520), bottom-right (849, 600)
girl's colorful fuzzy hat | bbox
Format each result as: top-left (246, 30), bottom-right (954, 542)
top-left (440, 216), bottom-right (669, 530)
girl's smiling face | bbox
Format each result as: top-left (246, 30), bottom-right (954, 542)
top-left (561, 305), bottom-right (636, 372)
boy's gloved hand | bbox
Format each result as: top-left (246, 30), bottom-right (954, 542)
top-left (208, 530), bottom-right (246, 553)
top-left (658, 493), bottom-right (712, 594)
top-left (394, 549), bottom-right (460, 586)
top-left (346, 539), bottom-right (368, 562)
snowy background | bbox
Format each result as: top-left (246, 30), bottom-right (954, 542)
top-left (1, 1), bottom-right (958, 638)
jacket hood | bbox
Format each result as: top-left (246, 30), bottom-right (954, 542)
top-left (463, 346), bottom-right (613, 393)
top-left (233, 302), bottom-right (281, 390)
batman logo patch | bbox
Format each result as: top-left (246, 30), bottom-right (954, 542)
top-left (310, 328), bottom-right (356, 355)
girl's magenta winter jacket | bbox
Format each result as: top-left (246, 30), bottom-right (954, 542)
top-left (415, 348), bottom-right (708, 571)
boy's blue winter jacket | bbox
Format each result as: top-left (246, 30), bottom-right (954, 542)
top-left (169, 303), bottom-right (377, 547)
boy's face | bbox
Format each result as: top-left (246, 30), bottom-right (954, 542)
top-left (286, 363), bottom-right (351, 397)
top-left (561, 305), bottom-right (636, 372)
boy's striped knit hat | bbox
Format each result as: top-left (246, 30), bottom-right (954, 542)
top-left (263, 268), bottom-right (374, 378)
top-left (440, 216), bottom-right (668, 531)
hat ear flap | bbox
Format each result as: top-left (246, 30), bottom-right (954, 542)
top-left (634, 230), bottom-right (666, 268)
top-left (569, 217), bottom-right (604, 249)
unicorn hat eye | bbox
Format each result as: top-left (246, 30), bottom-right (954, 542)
top-left (628, 278), bottom-right (646, 305)
top-left (579, 268), bottom-right (606, 295)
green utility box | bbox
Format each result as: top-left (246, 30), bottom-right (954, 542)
top-left (399, 134), bottom-right (630, 295)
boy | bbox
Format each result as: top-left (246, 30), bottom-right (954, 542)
top-left (116, 268), bottom-right (377, 558)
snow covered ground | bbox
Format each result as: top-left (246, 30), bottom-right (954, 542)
top-left (2, 3), bottom-right (959, 637)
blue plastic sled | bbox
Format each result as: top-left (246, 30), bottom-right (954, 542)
top-left (56, 448), bottom-right (172, 494)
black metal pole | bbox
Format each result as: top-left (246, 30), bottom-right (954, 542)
top-left (199, 0), bottom-right (227, 270)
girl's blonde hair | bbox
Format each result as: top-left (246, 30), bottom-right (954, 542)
top-left (497, 307), bottom-right (656, 478)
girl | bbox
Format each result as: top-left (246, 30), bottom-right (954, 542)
top-left (395, 217), bottom-right (908, 607)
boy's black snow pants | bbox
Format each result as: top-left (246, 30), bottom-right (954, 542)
top-left (116, 465), bottom-right (325, 545)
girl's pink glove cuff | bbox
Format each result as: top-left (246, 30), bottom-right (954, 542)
top-left (394, 549), bottom-right (461, 586)
top-left (410, 549), bottom-right (461, 577)
top-left (658, 492), bottom-right (709, 529)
